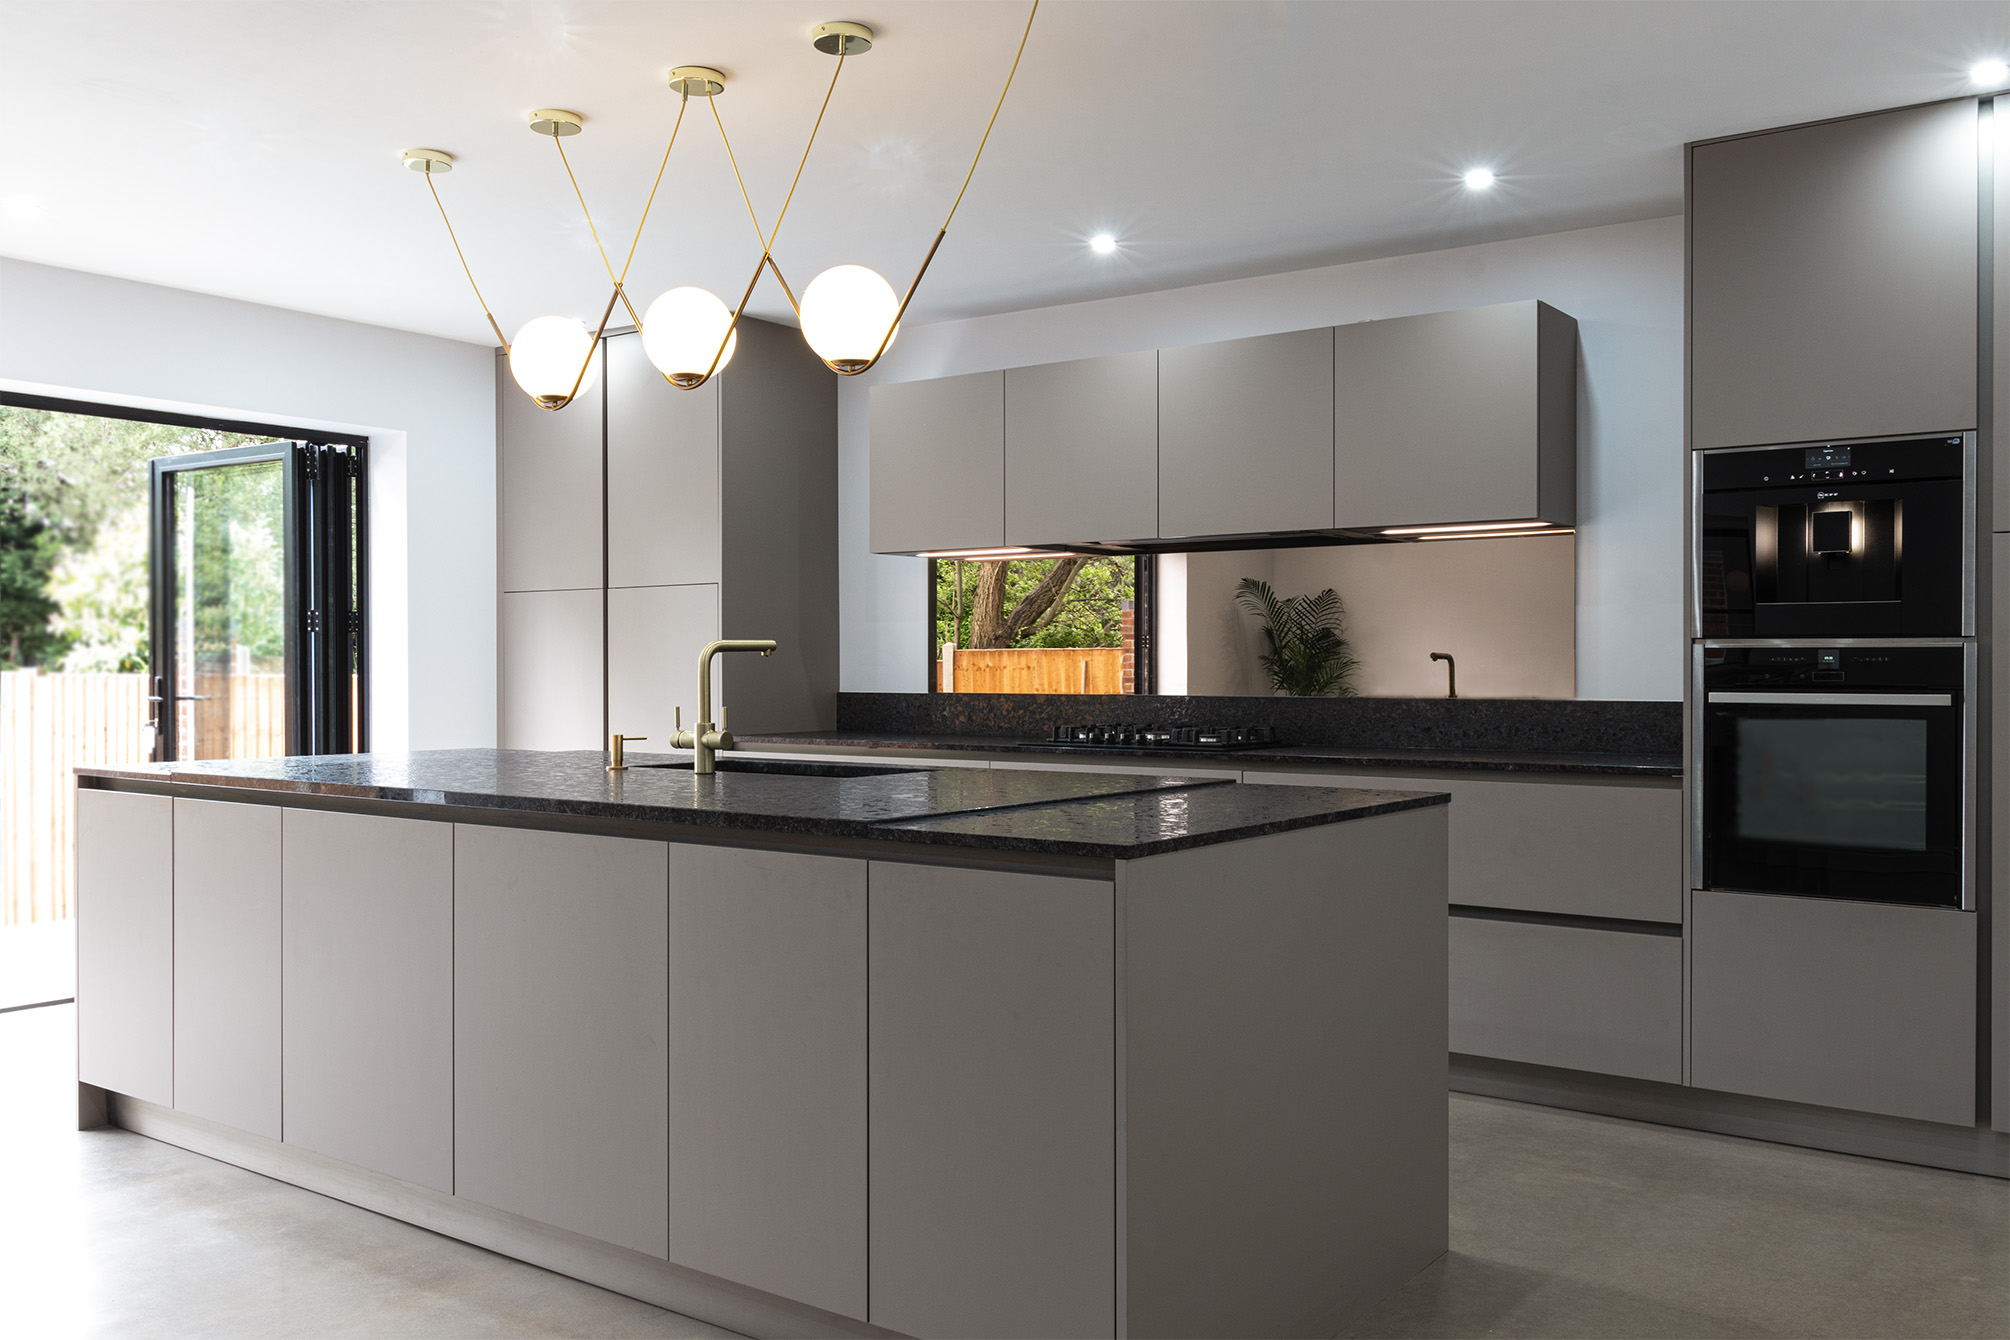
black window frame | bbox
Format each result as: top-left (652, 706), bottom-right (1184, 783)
top-left (0, 391), bottom-right (369, 758)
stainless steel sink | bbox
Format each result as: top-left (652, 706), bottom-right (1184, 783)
top-left (638, 757), bottom-right (923, 779)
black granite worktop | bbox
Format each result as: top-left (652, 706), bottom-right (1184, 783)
top-left (736, 732), bottom-right (1682, 778)
top-left (75, 749), bottom-right (1447, 860)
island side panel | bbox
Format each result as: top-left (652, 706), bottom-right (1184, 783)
top-left (868, 861), bottom-right (1118, 1340)
top-left (1117, 806), bottom-right (1450, 1339)
top-left (666, 846), bottom-right (868, 1321)
top-left (75, 788), bottom-right (174, 1108)
top-left (454, 824), bottom-right (671, 1258)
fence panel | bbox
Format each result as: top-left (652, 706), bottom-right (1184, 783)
top-left (940, 648), bottom-right (1126, 695)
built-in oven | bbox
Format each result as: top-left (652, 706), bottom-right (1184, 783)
top-left (1694, 433), bottom-right (1974, 639)
top-left (1693, 643), bottom-right (1973, 910)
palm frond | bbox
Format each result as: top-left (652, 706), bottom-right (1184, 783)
top-left (1234, 577), bottom-right (1359, 697)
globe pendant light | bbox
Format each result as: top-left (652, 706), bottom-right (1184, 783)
top-left (406, 7), bottom-right (1036, 400)
top-left (798, 265), bottom-right (900, 373)
top-left (508, 315), bottom-right (600, 409)
top-left (641, 287), bottom-right (738, 386)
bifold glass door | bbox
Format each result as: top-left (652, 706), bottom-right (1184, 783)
top-left (149, 441), bottom-right (365, 760)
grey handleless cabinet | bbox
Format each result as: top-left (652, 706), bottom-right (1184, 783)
top-left (1449, 916), bottom-right (1681, 1082)
top-left (868, 862), bottom-right (1116, 1339)
top-left (1690, 891), bottom-right (1977, 1127)
top-left (666, 848), bottom-right (868, 1321)
top-left (498, 588), bottom-right (603, 749)
top-left (499, 346), bottom-right (605, 593)
top-left (454, 824), bottom-right (671, 1257)
top-left (1004, 351), bottom-right (1158, 545)
top-left (1996, 536), bottom-right (2008, 1133)
top-left (870, 371), bottom-right (1004, 554)
top-left (172, 798), bottom-right (283, 1140)
top-left (1996, 109), bottom-right (2010, 529)
top-left (281, 809), bottom-right (454, 1193)
top-left (606, 333), bottom-right (721, 589)
top-left (1689, 99), bottom-right (1980, 450)
top-left (75, 789), bottom-right (173, 1107)
top-left (1333, 300), bottom-right (1576, 529)
top-left (1158, 327), bottom-right (1335, 538)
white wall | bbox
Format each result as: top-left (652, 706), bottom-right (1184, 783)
top-left (0, 257), bottom-right (496, 749)
top-left (839, 215), bottom-right (1685, 701)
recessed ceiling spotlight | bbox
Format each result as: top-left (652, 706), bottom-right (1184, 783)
top-left (1462, 168), bottom-right (1496, 191)
top-left (1972, 58), bottom-right (2010, 87)
top-left (1089, 232), bottom-right (1117, 254)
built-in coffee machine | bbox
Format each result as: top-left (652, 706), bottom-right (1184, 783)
top-left (1694, 434), bottom-right (1972, 639)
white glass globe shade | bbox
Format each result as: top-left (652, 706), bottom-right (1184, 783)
top-left (798, 265), bottom-right (899, 371)
top-left (509, 315), bottom-right (599, 408)
top-left (640, 287), bottom-right (737, 385)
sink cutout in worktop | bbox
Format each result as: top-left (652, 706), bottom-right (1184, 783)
top-left (638, 758), bottom-right (927, 779)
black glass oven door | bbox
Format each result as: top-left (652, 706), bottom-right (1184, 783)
top-left (1702, 693), bottom-right (1961, 906)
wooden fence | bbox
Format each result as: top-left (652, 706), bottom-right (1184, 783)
top-left (0, 669), bottom-right (286, 927)
top-left (938, 647), bottom-right (1126, 694)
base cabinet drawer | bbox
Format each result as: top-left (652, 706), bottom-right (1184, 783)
top-left (1691, 891), bottom-right (1976, 1126)
top-left (1241, 771), bottom-right (1681, 922)
top-left (1450, 915), bottom-right (1681, 1083)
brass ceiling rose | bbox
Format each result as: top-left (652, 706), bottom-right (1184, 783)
top-left (667, 66), bottom-right (726, 97)
top-left (527, 108), bottom-right (584, 137)
top-left (811, 21), bottom-right (873, 56)
top-left (401, 149), bottom-right (453, 174)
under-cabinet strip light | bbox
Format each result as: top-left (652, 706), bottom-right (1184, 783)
top-left (916, 546), bottom-right (1041, 560)
top-left (1412, 527), bottom-right (1575, 541)
top-left (1380, 519), bottom-right (1554, 536)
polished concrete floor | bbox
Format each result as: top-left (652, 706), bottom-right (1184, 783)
top-left (3, 1002), bottom-right (2005, 1339)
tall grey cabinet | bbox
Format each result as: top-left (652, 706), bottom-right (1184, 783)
top-left (1688, 98), bottom-right (1980, 450)
top-left (497, 316), bottom-right (837, 749)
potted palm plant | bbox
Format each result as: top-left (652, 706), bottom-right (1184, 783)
top-left (1234, 578), bottom-right (1360, 697)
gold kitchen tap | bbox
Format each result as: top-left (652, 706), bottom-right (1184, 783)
top-left (668, 639), bottom-right (777, 773)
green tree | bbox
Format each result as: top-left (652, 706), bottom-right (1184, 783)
top-left (0, 406), bottom-right (264, 671)
top-left (934, 555), bottom-right (1134, 650)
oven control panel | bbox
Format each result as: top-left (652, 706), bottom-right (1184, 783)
top-left (1702, 644), bottom-right (1962, 691)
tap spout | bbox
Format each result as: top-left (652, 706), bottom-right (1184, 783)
top-left (672, 639), bottom-right (778, 773)
top-left (1429, 651), bottom-right (1457, 700)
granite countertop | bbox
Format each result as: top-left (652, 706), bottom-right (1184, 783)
top-left (734, 732), bottom-right (1683, 778)
top-left (76, 748), bottom-right (1447, 860)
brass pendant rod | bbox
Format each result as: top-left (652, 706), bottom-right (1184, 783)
top-left (542, 282), bottom-right (625, 412)
top-left (553, 136), bottom-right (619, 286)
top-left (425, 174), bottom-right (510, 350)
top-left (617, 92), bottom-right (691, 287)
top-left (709, 51), bottom-right (846, 257)
top-left (939, 0), bottom-right (1038, 237)
top-left (809, 0), bottom-right (1037, 377)
top-left (762, 253), bottom-right (802, 317)
top-left (855, 226), bottom-right (946, 373)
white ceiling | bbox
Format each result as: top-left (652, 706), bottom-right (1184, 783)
top-left (2, 1), bottom-right (2005, 346)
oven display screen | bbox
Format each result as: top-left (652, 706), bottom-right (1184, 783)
top-left (1735, 717), bottom-right (1928, 851)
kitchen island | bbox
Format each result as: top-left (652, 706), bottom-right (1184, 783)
top-left (73, 750), bottom-right (1449, 1340)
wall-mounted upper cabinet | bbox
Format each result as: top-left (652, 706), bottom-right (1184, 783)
top-left (869, 372), bottom-right (1004, 555)
top-left (1334, 300), bottom-right (1576, 530)
top-left (499, 346), bottom-right (604, 593)
top-left (606, 333), bottom-right (721, 590)
top-left (1689, 99), bottom-right (1980, 451)
top-left (1004, 350), bottom-right (1157, 546)
top-left (1159, 327), bottom-right (1335, 539)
